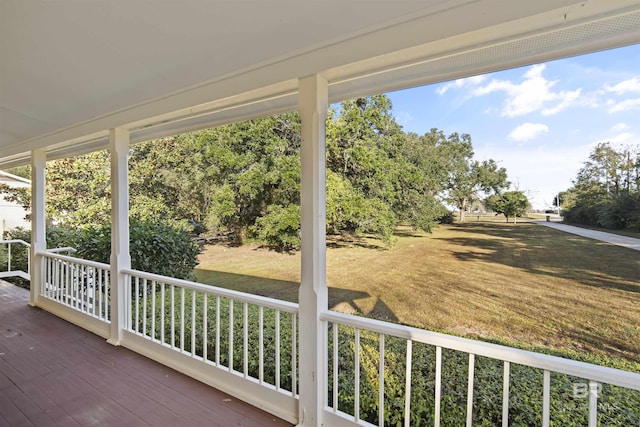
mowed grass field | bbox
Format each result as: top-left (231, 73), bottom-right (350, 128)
top-left (194, 222), bottom-right (640, 366)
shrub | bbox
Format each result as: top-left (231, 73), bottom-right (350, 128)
top-left (132, 291), bottom-right (640, 426)
top-left (326, 326), bottom-right (639, 426)
top-left (598, 193), bottom-right (640, 231)
top-left (1, 221), bottom-right (200, 284)
top-left (438, 211), bottom-right (455, 224)
top-left (2, 226), bottom-right (79, 273)
top-left (131, 288), bottom-right (295, 391)
top-left (5, 225), bottom-right (79, 249)
top-left (563, 193), bottom-right (640, 233)
top-left (75, 218), bottom-right (201, 280)
top-left (563, 201), bottom-right (604, 227)
top-left (252, 204), bottom-right (300, 251)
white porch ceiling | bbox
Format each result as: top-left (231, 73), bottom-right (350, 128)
top-left (1, 0), bottom-right (639, 168)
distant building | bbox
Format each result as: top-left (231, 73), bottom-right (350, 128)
top-left (0, 171), bottom-right (30, 236)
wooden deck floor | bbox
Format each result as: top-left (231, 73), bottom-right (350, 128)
top-left (0, 281), bottom-right (294, 426)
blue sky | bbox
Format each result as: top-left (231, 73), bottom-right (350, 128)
top-left (386, 44), bottom-right (640, 210)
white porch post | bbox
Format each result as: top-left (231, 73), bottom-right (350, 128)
top-left (298, 74), bottom-right (328, 426)
top-left (107, 127), bottom-right (131, 345)
top-left (29, 150), bottom-right (46, 307)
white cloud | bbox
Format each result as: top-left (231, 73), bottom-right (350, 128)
top-left (473, 79), bottom-right (515, 97)
top-left (508, 123), bottom-right (549, 142)
top-left (607, 98), bottom-right (640, 113)
top-left (436, 82), bottom-right (458, 95)
top-left (605, 77), bottom-right (640, 95)
top-left (437, 74), bottom-right (488, 95)
top-left (542, 89), bottom-right (581, 115)
top-left (611, 123), bottom-right (630, 132)
top-left (472, 64), bottom-right (584, 117)
top-left (597, 132), bottom-right (634, 145)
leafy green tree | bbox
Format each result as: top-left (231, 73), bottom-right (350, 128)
top-left (440, 133), bottom-right (509, 222)
top-left (128, 138), bottom-right (188, 223)
top-left (4, 166), bottom-right (31, 180)
top-left (171, 113), bottom-right (302, 242)
top-left (562, 142), bottom-right (640, 231)
top-left (44, 146), bottom-right (194, 229)
top-left (0, 166), bottom-right (33, 223)
top-left (252, 204), bottom-right (300, 251)
top-left (590, 142), bottom-right (624, 196)
top-left (326, 96), bottom-right (403, 199)
top-left (45, 151), bottom-right (111, 227)
top-left (393, 131), bottom-right (450, 232)
top-left (488, 191), bottom-right (530, 223)
top-left (326, 96), bottom-right (451, 238)
top-left (572, 143), bottom-right (618, 203)
top-left (571, 142), bottom-right (640, 201)
top-left (0, 183), bottom-right (31, 221)
top-left (326, 96), bottom-right (401, 238)
top-left (325, 170), bottom-right (397, 242)
top-left (3, 96), bottom-right (513, 249)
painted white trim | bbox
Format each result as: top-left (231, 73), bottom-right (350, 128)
top-left (29, 150), bottom-right (46, 307)
top-left (297, 74), bottom-right (329, 427)
top-left (0, 170), bottom-right (31, 185)
top-left (36, 251), bottom-right (108, 270)
top-left (37, 297), bottom-right (111, 339)
top-left (323, 410), bottom-right (377, 427)
top-left (107, 128), bottom-right (131, 346)
top-left (0, 271), bottom-right (30, 280)
top-left (123, 268), bottom-right (298, 313)
top-left (321, 310), bottom-right (640, 391)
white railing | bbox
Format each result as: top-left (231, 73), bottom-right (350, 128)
top-left (46, 246), bottom-right (77, 255)
top-left (0, 239), bottom-right (30, 280)
top-left (40, 251), bottom-right (111, 323)
top-left (121, 268), bottom-right (300, 423)
top-left (22, 252), bottom-right (640, 425)
top-left (321, 310), bottom-right (640, 427)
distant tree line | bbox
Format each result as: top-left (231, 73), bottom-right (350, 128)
top-left (562, 142), bottom-right (640, 231)
top-left (2, 95), bottom-right (511, 250)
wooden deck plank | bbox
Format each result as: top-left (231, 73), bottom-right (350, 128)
top-left (0, 394), bottom-right (35, 427)
top-left (0, 281), bottom-right (294, 427)
top-left (8, 380), bottom-right (83, 427)
top-left (5, 388), bottom-right (59, 427)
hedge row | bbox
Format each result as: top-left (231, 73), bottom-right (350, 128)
top-left (134, 289), bottom-right (639, 426)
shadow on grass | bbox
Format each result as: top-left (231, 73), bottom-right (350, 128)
top-left (193, 269), bottom-right (299, 302)
top-left (326, 241), bottom-right (385, 250)
top-left (325, 227), bottom-right (429, 249)
top-left (393, 227), bottom-right (428, 238)
top-left (326, 234), bottom-right (387, 251)
top-left (329, 287), bottom-right (399, 323)
top-left (193, 269), bottom-right (399, 322)
top-left (439, 223), bottom-right (640, 294)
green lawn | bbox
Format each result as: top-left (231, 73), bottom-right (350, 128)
top-left (195, 222), bottom-right (640, 368)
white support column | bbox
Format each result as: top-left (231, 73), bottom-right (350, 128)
top-left (107, 127), bottom-right (131, 345)
top-left (298, 74), bottom-right (328, 427)
top-left (29, 150), bottom-right (47, 307)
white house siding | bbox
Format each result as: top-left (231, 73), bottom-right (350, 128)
top-left (0, 172), bottom-right (30, 236)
